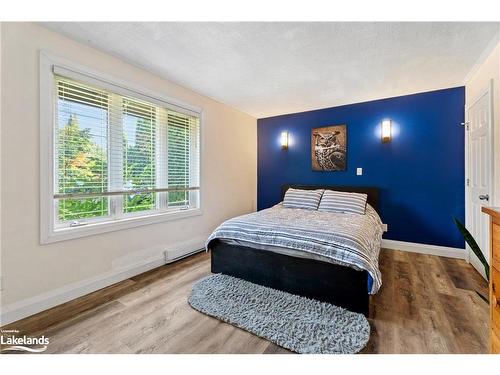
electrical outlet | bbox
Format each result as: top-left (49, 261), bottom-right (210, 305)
top-left (382, 224), bottom-right (388, 232)
top-left (356, 167), bottom-right (363, 176)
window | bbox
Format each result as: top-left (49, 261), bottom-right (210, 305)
top-left (41, 54), bottom-right (201, 243)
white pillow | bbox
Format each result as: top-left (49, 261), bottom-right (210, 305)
top-left (283, 188), bottom-right (324, 210)
top-left (318, 190), bottom-right (368, 215)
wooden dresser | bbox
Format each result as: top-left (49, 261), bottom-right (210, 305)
top-left (482, 206), bottom-right (500, 354)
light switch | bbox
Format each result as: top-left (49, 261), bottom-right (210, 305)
top-left (356, 167), bottom-right (363, 176)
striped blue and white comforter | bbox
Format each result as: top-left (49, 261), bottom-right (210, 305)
top-left (206, 203), bottom-right (383, 294)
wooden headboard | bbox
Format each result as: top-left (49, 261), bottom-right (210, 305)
top-left (281, 184), bottom-right (380, 213)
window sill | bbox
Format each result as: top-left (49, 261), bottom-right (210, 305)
top-left (41, 208), bottom-right (202, 244)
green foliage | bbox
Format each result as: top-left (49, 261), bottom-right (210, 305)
top-left (168, 191), bottom-right (188, 206)
top-left (123, 118), bottom-right (156, 213)
top-left (57, 114), bottom-right (108, 221)
top-left (453, 217), bottom-right (489, 281)
top-left (167, 120), bottom-right (189, 206)
top-left (59, 197), bottom-right (108, 221)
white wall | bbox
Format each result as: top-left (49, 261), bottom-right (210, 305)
top-left (465, 33), bottom-right (500, 206)
top-left (0, 23), bottom-right (257, 322)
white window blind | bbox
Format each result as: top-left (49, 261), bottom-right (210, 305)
top-left (56, 79), bottom-right (110, 222)
top-left (121, 97), bottom-right (157, 214)
top-left (167, 111), bottom-right (200, 207)
top-left (53, 74), bottom-right (200, 229)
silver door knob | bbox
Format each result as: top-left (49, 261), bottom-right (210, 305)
top-left (479, 194), bottom-right (489, 201)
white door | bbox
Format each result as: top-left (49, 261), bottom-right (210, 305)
top-left (466, 80), bottom-right (493, 276)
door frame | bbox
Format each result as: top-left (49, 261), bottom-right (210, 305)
top-left (465, 79), bottom-right (494, 267)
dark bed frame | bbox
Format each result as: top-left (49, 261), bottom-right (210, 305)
top-left (210, 185), bottom-right (379, 316)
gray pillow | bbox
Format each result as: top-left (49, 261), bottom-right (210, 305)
top-left (283, 188), bottom-right (324, 210)
top-left (318, 190), bottom-right (368, 215)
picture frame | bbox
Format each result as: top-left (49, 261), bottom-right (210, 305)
top-left (311, 124), bottom-right (347, 171)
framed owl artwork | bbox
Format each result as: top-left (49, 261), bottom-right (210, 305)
top-left (311, 124), bottom-right (347, 171)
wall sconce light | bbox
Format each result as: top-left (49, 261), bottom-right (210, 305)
top-left (280, 131), bottom-right (289, 150)
top-left (381, 120), bottom-right (392, 143)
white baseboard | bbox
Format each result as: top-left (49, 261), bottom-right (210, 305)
top-left (381, 239), bottom-right (466, 259)
top-left (0, 236), bottom-right (207, 326)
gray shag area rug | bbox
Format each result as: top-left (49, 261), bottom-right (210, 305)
top-left (188, 274), bottom-right (370, 354)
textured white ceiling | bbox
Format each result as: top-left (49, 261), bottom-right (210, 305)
top-left (41, 22), bottom-right (499, 118)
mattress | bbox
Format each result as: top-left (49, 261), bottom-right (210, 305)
top-left (206, 203), bottom-right (383, 293)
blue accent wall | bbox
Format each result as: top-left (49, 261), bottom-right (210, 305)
top-left (257, 87), bottom-right (465, 249)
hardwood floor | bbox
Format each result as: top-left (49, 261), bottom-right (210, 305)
top-left (2, 249), bottom-right (489, 354)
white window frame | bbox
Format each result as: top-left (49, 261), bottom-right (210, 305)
top-left (40, 51), bottom-right (203, 244)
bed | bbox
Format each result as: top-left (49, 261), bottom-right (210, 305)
top-left (206, 185), bottom-right (383, 316)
